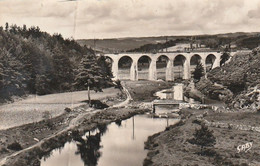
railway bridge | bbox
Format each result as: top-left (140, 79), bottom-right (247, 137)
top-left (103, 51), bottom-right (237, 81)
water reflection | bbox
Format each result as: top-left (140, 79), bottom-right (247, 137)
top-left (74, 124), bottom-right (108, 166)
top-left (115, 119), bottom-right (122, 127)
top-left (41, 115), bottom-right (178, 166)
top-left (75, 133), bottom-right (102, 166)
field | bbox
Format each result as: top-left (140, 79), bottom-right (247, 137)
top-left (0, 88), bottom-right (121, 130)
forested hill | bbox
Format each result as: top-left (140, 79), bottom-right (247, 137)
top-left (126, 39), bottom-right (187, 52)
top-left (0, 23), bottom-right (112, 103)
top-left (78, 32), bottom-right (260, 53)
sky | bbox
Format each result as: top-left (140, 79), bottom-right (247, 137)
top-left (1, 0), bottom-right (260, 39)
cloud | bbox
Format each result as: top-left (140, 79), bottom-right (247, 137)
top-left (248, 2), bottom-right (260, 18)
top-left (0, 0), bottom-right (260, 39)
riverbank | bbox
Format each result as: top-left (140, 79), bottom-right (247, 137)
top-left (0, 80), bottom-right (172, 166)
top-left (0, 88), bottom-right (126, 165)
top-left (3, 107), bottom-right (149, 166)
top-left (144, 108), bottom-right (260, 166)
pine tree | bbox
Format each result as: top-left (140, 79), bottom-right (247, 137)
top-left (220, 52), bottom-right (230, 66)
top-left (52, 46), bottom-right (73, 91)
top-left (5, 22), bottom-right (9, 32)
top-left (0, 48), bottom-right (24, 98)
top-left (190, 123), bottom-right (216, 155)
top-left (74, 55), bottom-right (104, 106)
top-left (96, 55), bottom-right (113, 87)
top-left (192, 62), bottom-right (205, 82)
top-left (35, 74), bottom-right (51, 95)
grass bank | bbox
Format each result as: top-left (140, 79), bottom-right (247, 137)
top-left (144, 109), bottom-right (260, 166)
top-left (124, 80), bottom-right (175, 102)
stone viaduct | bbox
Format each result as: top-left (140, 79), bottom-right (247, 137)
top-left (103, 51), bottom-right (237, 81)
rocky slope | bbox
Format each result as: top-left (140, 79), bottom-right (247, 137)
top-left (196, 47), bottom-right (260, 110)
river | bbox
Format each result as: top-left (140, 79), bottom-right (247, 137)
top-left (40, 108), bottom-right (179, 166)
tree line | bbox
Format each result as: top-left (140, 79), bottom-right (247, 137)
top-left (0, 23), bottom-right (113, 103)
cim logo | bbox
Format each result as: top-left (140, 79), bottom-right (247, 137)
top-left (237, 142), bottom-right (253, 153)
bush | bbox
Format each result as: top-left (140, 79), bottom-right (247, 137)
top-left (188, 123), bottom-right (216, 155)
top-left (192, 62), bottom-right (205, 82)
top-left (7, 142), bottom-right (23, 151)
top-left (89, 100), bottom-right (109, 109)
top-left (42, 111), bottom-right (52, 119)
top-left (64, 107), bottom-right (72, 113)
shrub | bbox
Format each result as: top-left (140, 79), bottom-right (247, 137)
top-left (64, 107), bottom-right (72, 113)
top-left (7, 142), bottom-right (23, 151)
top-left (188, 123), bottom-right (216, 155)
top-left (192, 62), bottom-right (205, 82)
top-left (89, 100), bottom-right (109, 109)
top-left (42, 111), bottom-right (51, 119)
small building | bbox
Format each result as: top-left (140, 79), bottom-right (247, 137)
top-left (173, 84), bottom-right (184, 101)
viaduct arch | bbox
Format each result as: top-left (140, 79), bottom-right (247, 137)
top-left (103, 51), bottom-right (236, 81)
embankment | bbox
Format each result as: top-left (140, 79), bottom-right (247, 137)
top-left (144, 108), bottom-right (260, 166)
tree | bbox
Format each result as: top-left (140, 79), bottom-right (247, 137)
top-left (52, 46), bottom-right (73, 91)
top-left (96, 55), bottom-right (113, 87)
top-left (220, 52), bottom-right (230, 66)
top-left (74, 55), bottom-right (104, 106)
top-left (35, 74), bottom-right (51, 95)
top-left (192, 62), bottom-right (205, 82)
top-left (5, 22), bottom-right (9, 32)
top-left (189, 123), bottom-right (216, 155)
top-left (0, 48), bottom-right (25, 98)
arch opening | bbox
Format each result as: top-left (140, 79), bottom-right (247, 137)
top-left (156, 55), bottom-right (169, 80)
top-left (190, 54), bottom-right (202, 74)
top-left (173, 55), bottom-right (186, 80)
top-left (118, 56), bottom-right (133, 80)
top-left (138, 55), bottom-right (151, 80)
top-left (206, 54), bottom-right (216, 72)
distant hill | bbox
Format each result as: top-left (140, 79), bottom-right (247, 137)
top-left (77, 32), bottom-right (260, 53)
top-left (77, 36), bottom-right (190, 53)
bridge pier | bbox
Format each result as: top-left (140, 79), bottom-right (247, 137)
top-left (130, 60), bottom-right (138, 81)
top-left (166, 60), bottom-right (173, 81)
top-left (111, 59), bottom-right (119, 80)
top-left (201, 57), bottom-right (207, 74)
top-left (183, 57), bottom-right (190, 79)
top-left (212, 55), bottom-right (221, 69)
top-left (149, 58), bottom-right (157, 80)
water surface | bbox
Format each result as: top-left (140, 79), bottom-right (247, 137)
top-left (41, 114), bottom-right (178, 166)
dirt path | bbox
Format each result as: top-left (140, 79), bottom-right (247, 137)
top-left (112, 82), bottom-right (132, 108)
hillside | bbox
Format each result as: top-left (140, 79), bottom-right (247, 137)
top-left (0, 24), bottom-right (112, 103)
top-left (77, 32), bottom-right (260, 53)
top-left (196, 47), bottom-right (260, 110)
